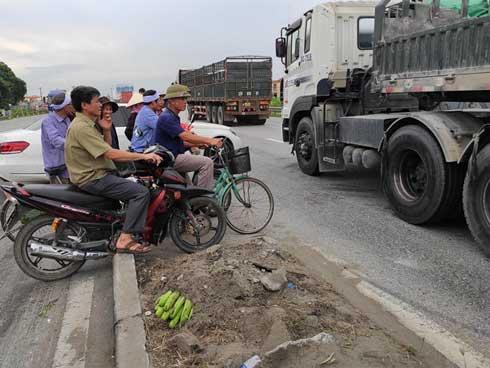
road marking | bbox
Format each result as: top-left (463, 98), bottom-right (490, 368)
top-left (357, 280), bottom-right (490, 368)
top-left (266, 138), bottom-right (284, 144)
top-left (52, 275), bottom-right (95, 368)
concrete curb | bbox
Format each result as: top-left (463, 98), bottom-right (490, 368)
top-left (113, 254), bottom-right (150, 368)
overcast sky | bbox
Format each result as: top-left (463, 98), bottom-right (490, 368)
top-left (0, 0), bottom-right (318, 97)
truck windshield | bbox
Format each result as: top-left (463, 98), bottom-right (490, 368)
top-left (358, 17), bottom-right (375, 49)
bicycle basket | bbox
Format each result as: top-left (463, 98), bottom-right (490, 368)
top-left (228, 146), bottom-right (251, 175)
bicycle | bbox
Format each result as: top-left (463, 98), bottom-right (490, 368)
top-left (210, 146), bottom-right (274, 234)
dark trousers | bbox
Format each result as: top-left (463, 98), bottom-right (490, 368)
top-left (81, 174), bottom-right (150, 234)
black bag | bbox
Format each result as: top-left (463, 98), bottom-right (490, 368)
top-left (45, 164), bottom-right (67, 176)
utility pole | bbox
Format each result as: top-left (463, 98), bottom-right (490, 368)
top-left (39, 87), bottom-right (42, 99)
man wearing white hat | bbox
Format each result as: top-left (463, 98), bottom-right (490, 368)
top-left (124, 92), bottom-right (144, 141)
top-left (130, 89), bottom-right (160, 152)
top-left (41, 92), bottom-right (75, 183)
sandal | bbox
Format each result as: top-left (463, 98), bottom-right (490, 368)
top-left (116, 239), bottom-right (152, 254)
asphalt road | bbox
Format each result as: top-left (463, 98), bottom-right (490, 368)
top-left (230, 117), bottom-right (490, 359)
top-left (0, 115), bottom-right (113, 368)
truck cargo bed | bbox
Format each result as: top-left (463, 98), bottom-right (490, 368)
top-left (179, 56), bottom-right (272, 101)
top-left (372, 0), bottom-right (490, 99)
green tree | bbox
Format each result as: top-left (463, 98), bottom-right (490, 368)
top-left (0, 62), bottom-right (27, 109)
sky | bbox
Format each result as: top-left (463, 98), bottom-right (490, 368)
top-left (0, 0), bottom-right (319, 97)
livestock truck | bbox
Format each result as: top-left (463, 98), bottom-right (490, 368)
top-left (275, 0), bottom-right (490, 255)
top-left (178, 56), bottom-right (272, 125)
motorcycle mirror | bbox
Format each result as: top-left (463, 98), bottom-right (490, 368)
top-left (190, 112), bottom-right (197, 126)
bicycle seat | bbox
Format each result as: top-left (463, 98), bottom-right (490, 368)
top-left (23, 184), bottom-right (121, 210)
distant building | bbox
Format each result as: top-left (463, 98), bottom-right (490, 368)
top-left (272, 79), bottom-right (283, 100)
top-left (116, 84), bottom-right (134, 103)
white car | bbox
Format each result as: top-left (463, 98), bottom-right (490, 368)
top-left (0, 108), bottom-right (241, 183)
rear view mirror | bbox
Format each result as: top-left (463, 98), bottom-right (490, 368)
top-left (275, 37), bottom-right (286, 58)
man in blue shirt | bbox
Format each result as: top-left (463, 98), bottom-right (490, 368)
top-left (130, 90), bottom-right (160, 152)
top-left (154, 84), bottom-right (223, 189)
top-left (41, 92), bottom-right (75, 183)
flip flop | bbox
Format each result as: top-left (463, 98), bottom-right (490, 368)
top-left (116, 239), bottom-right (151, 254)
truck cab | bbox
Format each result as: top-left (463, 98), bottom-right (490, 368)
top-left (275, 0), bottom-right (490, 255)
top-left (277, 2), bottom-right (375, 138)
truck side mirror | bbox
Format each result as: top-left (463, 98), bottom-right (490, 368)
top-left (294, 38), bottom-right (300, 59)
top-left (275, 37), bottom-right (286, 58)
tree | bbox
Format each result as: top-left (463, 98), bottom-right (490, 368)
top-left (0, 62), bottom-right (27, 109)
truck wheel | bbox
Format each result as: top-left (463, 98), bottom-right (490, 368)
top-left (217, 105), bottom-right (224, 125)
top-left (295, 117), bottom-right (319, 176)
top-left (206, 105), bottom-right (212, 123)
top-left (463, 145), bottom-right (490, 257)
top-left (385, 125), bottom-right (463, 224)
top-left (255, 119), bottom-right (267, 125)
top-left (211, 105), bottom-right (218, 124)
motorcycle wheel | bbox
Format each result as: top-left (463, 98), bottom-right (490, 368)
top-left (14, 215), bottom-right (86, 281)
top-left (169, 196), bottom-right (226, 253)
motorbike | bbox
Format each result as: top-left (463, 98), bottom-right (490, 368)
top-left (0, 145), bottom-right (227, 281)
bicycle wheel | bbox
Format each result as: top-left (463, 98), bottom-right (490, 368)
top-left (221, 177), bottom-right (274, 234)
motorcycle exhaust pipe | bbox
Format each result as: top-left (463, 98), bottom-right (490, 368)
top-left (29, 241), bottom-right (109, 261)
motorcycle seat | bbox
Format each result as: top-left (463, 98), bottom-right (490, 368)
top-left (23, 184), bottom-right (121, 210)
top-left (164, 184), bottom-right (214, 196)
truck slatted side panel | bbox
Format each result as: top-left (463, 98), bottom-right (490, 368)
top-left (373, 12), bottom-right (490, 95)
top-left (179, 56), bottom-right (272, 101)
top-left (376, 19), bottom-right (490, 74)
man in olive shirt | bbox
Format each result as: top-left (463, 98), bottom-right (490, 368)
top-left (65, 86), bottom-right (162, 254)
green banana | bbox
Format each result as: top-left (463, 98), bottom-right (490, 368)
top-left (158, 290), bottom-right (174, 308)
top-left (169, 308), bottom-right (183, 329)
top-left (161, 311), bottom-right (171, 321)
top-left (170, 296), bottom-right (186, 319)
top-left (155, 306), bottom-right (164, 318)
top-left (179, 299), bottom-right (193, 325)
top-left (164, 291), bottom-right (181, 311)
top-left (164, 291), bottom-right (180, 311)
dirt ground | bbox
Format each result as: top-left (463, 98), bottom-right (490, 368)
top-left (136, 236), bottom-right (441, 368)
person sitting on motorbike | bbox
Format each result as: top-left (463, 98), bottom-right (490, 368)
top-left (65, 86), bottom-right (163, 254)
top-left (130, 89), bottom-right (160, 152)
top-left (153, 84), bottom-right (223, 190)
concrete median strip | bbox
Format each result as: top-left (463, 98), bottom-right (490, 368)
top-left (113, 254), bottom-right (150, 368)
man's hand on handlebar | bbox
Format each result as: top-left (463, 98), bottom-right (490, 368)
top-left (143, 153), bottom-right (163, 165)
top-left (210, 138), bottom-right (223, 148)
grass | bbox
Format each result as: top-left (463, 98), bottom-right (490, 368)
top-left (0, 108), bottom-right (47, 121)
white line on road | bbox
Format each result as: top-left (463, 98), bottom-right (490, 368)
top-left (266, 138), bottom-right (284, 144)
top-left (52, 275), bottom-right (95, 368)
top-left (357, 280), bottom-right (490, 368)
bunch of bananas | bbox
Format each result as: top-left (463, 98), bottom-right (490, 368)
top-left (154, 290), bottom-right (194, 329)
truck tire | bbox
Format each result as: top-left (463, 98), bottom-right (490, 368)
top-left (255, 119), bottom-right (267, 125)
top-left (206, 105), bottom-right (212, 123)
top-left (211, 105), bottom-right (218, 124)
top-left (217, 105), bottom-right (224, 125)
top-left (385, 125), bottom-right (463, 224)
top-left (295, 117), bottom-right (319, 176)
top-left (463, 145), bottom-right (490, 257)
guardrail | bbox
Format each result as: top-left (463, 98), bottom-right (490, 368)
top-left (270, 106), bottom-right (282, 117)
